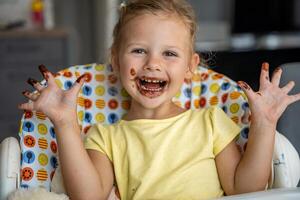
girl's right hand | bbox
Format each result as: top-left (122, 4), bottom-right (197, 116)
top-left (18, 65), bottom-right (87, 126)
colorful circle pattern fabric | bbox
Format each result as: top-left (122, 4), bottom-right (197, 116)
top-left (19, 63), bottom-right (250, 191)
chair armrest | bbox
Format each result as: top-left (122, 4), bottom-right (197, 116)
top-left (0, 137), bottom-right (21, 199)
top-left (271, 131), bottom-right (300, 188)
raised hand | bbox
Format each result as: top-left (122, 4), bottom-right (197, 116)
top-left (238, 62), bottom-right (300, 125)
top-left (18, 65), bottom-right (87, 125)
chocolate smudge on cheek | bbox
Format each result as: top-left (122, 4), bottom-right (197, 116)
top-left (130, 68), bottom-right (136, 76)
top-left (130, 68), bottom-right (137, 88)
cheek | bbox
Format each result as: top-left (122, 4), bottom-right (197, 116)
top-left (172, 65), bottom-right (188, 77)
top-left (120, 67), bottom-right (136, 89)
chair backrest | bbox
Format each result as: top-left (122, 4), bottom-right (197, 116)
top-left (277, 62), bottom-right (300, 154)
top-left (19, 63), bottom-right (250, 190)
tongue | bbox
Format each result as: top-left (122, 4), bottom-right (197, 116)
top-left (143, 82), bottom-right (161, 90)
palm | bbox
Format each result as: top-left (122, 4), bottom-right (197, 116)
top-left (238, 63), bottom-right (300, 124)
top-left (249, 81), bottom-right (293, 124)
top-left (19, 66), bottom-right (87, 124)
top-left (35, 85), bottom-right (76, 121)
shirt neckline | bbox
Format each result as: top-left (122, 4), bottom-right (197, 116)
top-left (119, 109), bottom-right (192, 125)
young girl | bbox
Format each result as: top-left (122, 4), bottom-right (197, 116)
top-left (19, 0), bottom-right (300, 199)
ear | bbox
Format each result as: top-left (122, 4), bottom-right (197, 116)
top-left (111, 50), bottom-right (120, 74)
top-left (185, 53), bottom-right (200, 79)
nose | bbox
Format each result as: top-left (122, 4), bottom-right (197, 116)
top-left (144, 54), bottom-right (162, 72)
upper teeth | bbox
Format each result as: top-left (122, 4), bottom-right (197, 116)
top-left (142, 78), bottom-right (164, 83)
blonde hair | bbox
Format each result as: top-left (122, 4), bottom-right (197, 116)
top-left (110, 0), bottom-right (197, 62)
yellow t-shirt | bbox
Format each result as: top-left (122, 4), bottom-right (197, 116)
top-left (84, 107), bottom-right (240, 200)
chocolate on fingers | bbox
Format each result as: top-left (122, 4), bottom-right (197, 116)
top-left (22, 90), bottom-right (40, 101)
top-left (38, 64), bottom-right (51, 80)
top-left (27, 77), bottom-right (45, 91)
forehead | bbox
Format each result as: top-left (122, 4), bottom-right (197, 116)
top-left (120, 12), bottom-right (191, 47)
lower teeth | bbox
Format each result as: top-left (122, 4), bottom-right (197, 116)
top-left (141, 85), bottom-right (162, 92)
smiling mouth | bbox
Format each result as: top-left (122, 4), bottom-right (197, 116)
top-left (135, 76), bottom-right (168, 98)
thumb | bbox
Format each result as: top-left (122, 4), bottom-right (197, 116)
top-left (237, 81), bottom-right (256, 101)
top-left (69, 74), bottom-right (88, 96)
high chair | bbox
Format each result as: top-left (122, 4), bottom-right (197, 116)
top-left (0, 63), bottom-right (299, 200)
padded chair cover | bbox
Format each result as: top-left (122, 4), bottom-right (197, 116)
top-left (18, 63), bottom-right (251, 190)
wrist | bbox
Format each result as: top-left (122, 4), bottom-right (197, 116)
top-left (52, 117), bottom-right (79, 130)
top-left (250, 119), bottom-right (277, 131)
top-left (250, 110), bottom-right (279, 126)
top-left (50, 109), bottom-right (78, 125)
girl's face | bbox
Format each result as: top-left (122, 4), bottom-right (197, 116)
top-left (114, 12), bottom-right (199, 110)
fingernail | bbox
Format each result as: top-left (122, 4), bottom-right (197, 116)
top-left (76, 74), bottom-right (87, 83)
top-left (53, 72), bottom-right (60, 78)
top-left (238, 81), bottom-right (250, 90)
top-left (38, 64), bottom-right (49, 80)
top-left (262, 62), bottom-right (269, 71)
top-left (27, 78), bottom-right (38, 86)
top-left (38, 64), bottom-right (47, 72)
top-left (274, 67), bottom-right (281, 72)
top-left (22, 90), bottom-right (29, 95)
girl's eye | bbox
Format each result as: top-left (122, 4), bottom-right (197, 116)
top-left (164, 51), bottom-right (178, 57)
top-left (132, 49), bottom-right (146, 54)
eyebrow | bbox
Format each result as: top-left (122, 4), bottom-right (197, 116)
top-left (164, 45), bottom-right (184, 51)
top-left (125, 43), bottom-right (146, 49)
top-left (126, 43), bottom-right (184, 52)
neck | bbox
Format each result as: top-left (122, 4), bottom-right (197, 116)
top-left (124, 100), bottom-right (186, 120)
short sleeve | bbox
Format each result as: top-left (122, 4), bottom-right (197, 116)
top-left (210, 106), bottom-right (241, 156)
top-left (83, 124), bottom-right (112, 161)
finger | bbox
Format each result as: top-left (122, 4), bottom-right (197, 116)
top-left (259, 62), bottom-right (270, 90)
top-left (282, 81), bottom-right (295, 94)
top-left (288, 92), bottom-right (300, 104)
top-left (38, 64), bottom-right (56, 86)
top-left (22, 90), bottom-right (40, 101)
top-left (69, 74), bottom-right (88, 95)
top-left (27, 78), bottom-right (44, 92)
top-left (39, 64), bottom-right (50, 80)
top-left (237, 81), bottom-right (256, 100)
top-left (271, 67), bottom-right (282, 86)
top-left (18, 101), bottom-right (35, 111)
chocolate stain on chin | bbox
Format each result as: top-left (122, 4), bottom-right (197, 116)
top-left (130, 68), bottom-right (136, 76)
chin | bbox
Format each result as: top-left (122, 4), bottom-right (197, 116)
top-left (133, 94), bottom-right (171, 110)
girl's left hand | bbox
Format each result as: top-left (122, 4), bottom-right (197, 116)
top-left (238, 62), bottom-right (300, 125)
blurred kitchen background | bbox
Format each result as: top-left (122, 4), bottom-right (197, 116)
top-left (1, 0), bottom-right (300, 152)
